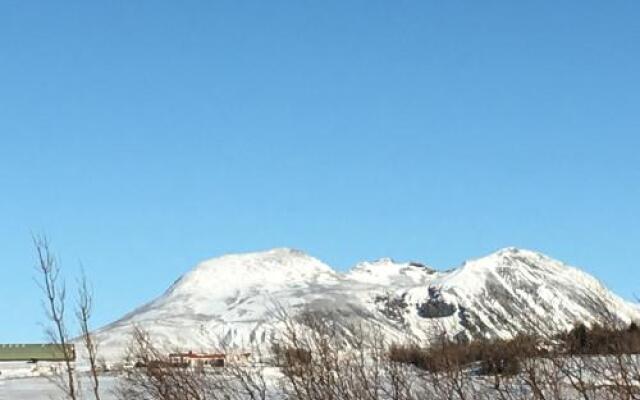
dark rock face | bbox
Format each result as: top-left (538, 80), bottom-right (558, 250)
top-left (417, 300), bottom-right (457, 318)
top-left (408, 262), bottom-right (435, 273)
top-left (417, 286), bottom-right (457, 318)
top-left (375, 293), bottom-right (409, 324)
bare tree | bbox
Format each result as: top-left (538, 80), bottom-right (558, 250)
top-left (34, 235), bottom-right (77, 400)
top-left (76, 268), bottom-right (102, 400)
top-left (117, 326), bottom-right (277, 400)
top-left (116, 326), bottom-right (206, 400)
top-left (116, 299), bottom-right (640, 400)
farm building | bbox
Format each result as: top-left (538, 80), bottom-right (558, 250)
top-left (0, 344), bottom-right (75, 362)
top-left (167, 351), bottom-right (251, 368)
top-left (169, 351), bottom-right (226, 367)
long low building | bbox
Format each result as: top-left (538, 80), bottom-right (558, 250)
top-left (0, 344), bottom-right (75, 362)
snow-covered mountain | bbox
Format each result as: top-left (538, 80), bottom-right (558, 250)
top-left (94, 247), bottom-right (640, 361)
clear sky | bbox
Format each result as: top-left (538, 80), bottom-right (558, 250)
top-left (1, 1), bottom-right (639, 342)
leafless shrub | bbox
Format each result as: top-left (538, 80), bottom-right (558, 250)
top-left (116, 326), bottom-right (276, 400)
top-left (34, 235), bottom-right (78, 400)
top-left (116, 300), bottom-right (640, 400)
top-left (554, 309), bottom-right (640, 400)
top-left (34, 235), bottom-right (102, 400)
top-left (116, 326), bottom-right (212, 400)
top-left (76, 268), bottom-right (102, 400)
top-left (271, 305), bottom-right (426, 400)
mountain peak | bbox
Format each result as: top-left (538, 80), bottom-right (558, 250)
top-left (210, 247), bottom-right (309, 261)
top-left (263, 247), bottom-right (308, 256)
top-left (493, 246), bottom-right (544, 258)
top-left (347, 258), bottom-right (435, 286)
top-left (164, 248), bottom-right (337, 299)
top-left (495, 246), bottom-right (522, 255)
top-left (94, 247), bottom-right (640, 362)
top-left (460, 247), bottom-right (550, 269)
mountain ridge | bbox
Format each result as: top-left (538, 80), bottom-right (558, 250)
top-left (92, 247), bottom-right (640, 362)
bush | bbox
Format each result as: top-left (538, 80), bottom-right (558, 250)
top-left (561, 322), bottom-right (640, 355)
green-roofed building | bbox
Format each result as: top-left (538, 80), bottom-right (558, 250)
top-left (0, 344), bottom-right (75, 362)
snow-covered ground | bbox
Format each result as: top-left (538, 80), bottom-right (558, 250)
top-left (0, 369), bottom-right (118, 400)
top-left (3, 361), bottom-right (637, 400)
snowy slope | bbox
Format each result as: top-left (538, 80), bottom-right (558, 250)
top-left (95, 248), bottom-right (345, 360)
top-left (93, 247), bottom-right (640, 362)
top-left (379, 248), bottom-right (639, 342)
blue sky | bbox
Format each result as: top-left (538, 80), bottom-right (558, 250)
top-left (1, 1), bottom-right (639, 342)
